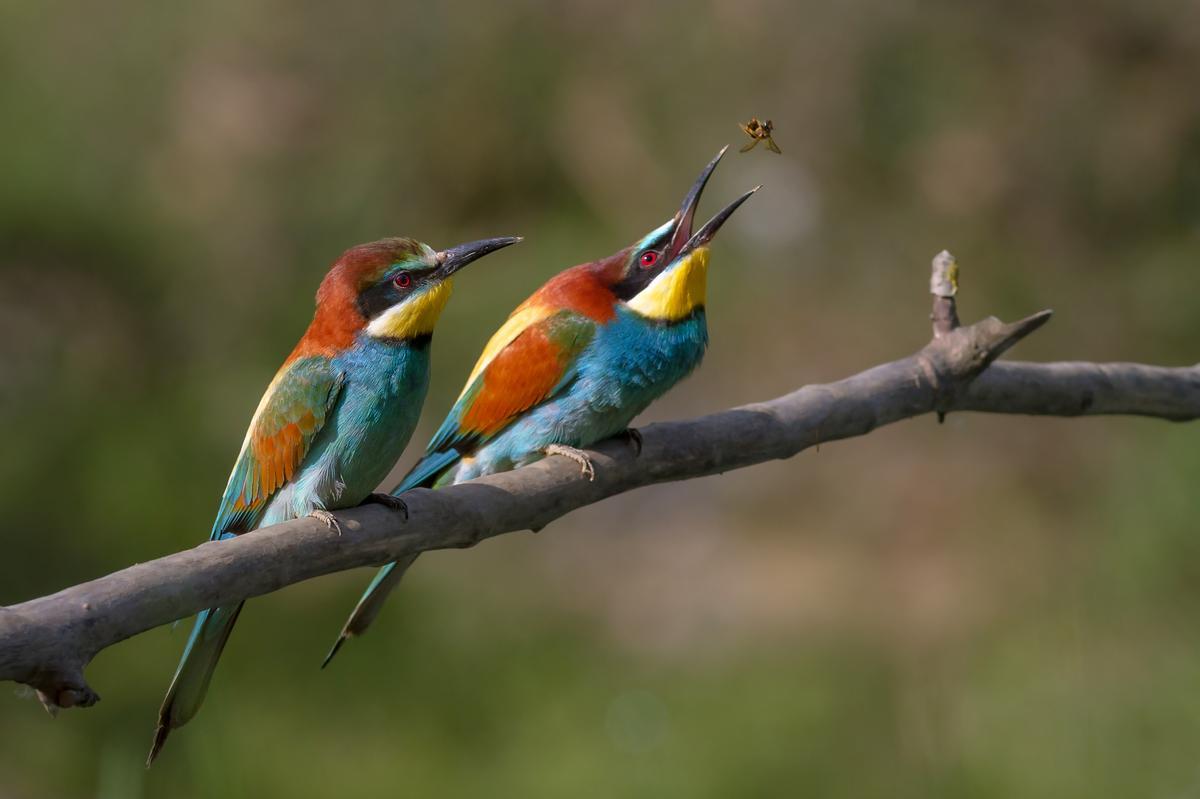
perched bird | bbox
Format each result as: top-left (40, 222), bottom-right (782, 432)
top-left (323, 148), bottom-right (758, 667)
top-left (147, 234), bottom-right (520, 765)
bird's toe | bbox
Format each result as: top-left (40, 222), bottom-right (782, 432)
top-left (309, 509), bottom-right (342, 535)
top-left (365, 493), bottom-right (409, 521)
top-left (545, 444), bottom-right (596, 481)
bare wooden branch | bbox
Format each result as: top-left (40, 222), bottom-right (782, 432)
top-left (1, 252), bottom-right (1196, 712)
top-left (959, 361), bottom-right (1200, 419)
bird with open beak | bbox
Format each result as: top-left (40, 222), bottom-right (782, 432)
top-left (324, 147), bottom-right (759, 667)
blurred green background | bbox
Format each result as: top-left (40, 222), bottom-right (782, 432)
top-left (2, 1), bottom-right (1199, 796)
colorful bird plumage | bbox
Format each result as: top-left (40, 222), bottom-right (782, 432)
top-left (147, 234), bottom-right (519, 765)
top-left (323, 148), bottom-right (758, 666)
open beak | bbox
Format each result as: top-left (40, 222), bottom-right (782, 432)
top-left (677, 185), bottom-right (761, 257)
top-left (666, 146), bottom-right (758, 259)
top-left (435, 236), bottom-right (522, 278)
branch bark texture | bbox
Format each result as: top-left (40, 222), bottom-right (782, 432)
top-left (1, 253), bottom-right (1196, 711)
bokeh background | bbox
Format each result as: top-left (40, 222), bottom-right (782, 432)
top-left (2, 1), bottom-right (1199, 796)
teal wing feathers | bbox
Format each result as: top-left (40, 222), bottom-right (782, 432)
top-left (393, 449), bottom-right (461, 494)
top-left (211, 356), bottom-right (345, 537)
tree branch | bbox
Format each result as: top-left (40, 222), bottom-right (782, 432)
top-left (2, 252), bottom-right (1197, 712)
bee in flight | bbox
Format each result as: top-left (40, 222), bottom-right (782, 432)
top-left (738, 117), bottom-right (781, 154)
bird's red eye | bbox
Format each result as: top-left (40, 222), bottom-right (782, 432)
top-left (639, 251), bottom-right (658, 268)
top-left (393, 271), bottom-right (412, 288)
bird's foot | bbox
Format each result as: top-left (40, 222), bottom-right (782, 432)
top-left (619, 428), bottom-right (643, 456)
top-left (544, 444), bottom-right (595, 481)
top-left (365, 492), bottom-right (409, 521)
top-left (309, 509), bottom-right (342, 535)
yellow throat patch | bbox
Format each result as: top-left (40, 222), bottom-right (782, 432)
top-left (626, 247), bottom-right (709, 322)
top-left (366, 279), bottom-right (454, 340)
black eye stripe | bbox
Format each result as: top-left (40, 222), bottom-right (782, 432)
top-left (357, 270), bottom-right (429, 319)
top-left (613, 250), bottom-right (671, 300)
top-left (358, 281), bottom-right (396, 319)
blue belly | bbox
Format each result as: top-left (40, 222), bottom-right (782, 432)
top-left (453, 307), bottom-right (707, 480)
top-left (261, 336), bottom-right (430, 526)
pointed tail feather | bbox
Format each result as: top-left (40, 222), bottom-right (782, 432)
top-left (321, 554), bottom-right (418, 669)
top-left (321, 449), bottom-right (461, 669)
top-left (147, 602), bottom-right (245, 766)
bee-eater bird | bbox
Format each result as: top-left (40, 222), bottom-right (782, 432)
top-left (146, 234), bottom-right (520, 765)
top-left (323, 148), bottom-right (757, 667)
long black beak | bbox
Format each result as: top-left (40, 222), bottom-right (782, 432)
top-left (677, 185), bottom-right (761, 257)
top-left (667, 146), bottom-right (729, 257)
top-left (434, 236), bottom-right (522, 278)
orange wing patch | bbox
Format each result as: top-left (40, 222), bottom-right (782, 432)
top-left (460, 326), bottom-right (569, 438)
top-left (253, 419), bottom-right (305, 499)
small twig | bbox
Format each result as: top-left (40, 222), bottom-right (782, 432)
top-left (929, 249), bottom-right (961, 338)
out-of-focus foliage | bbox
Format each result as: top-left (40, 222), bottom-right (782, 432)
top-left (1, 1), bottom-right (1198, 796)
